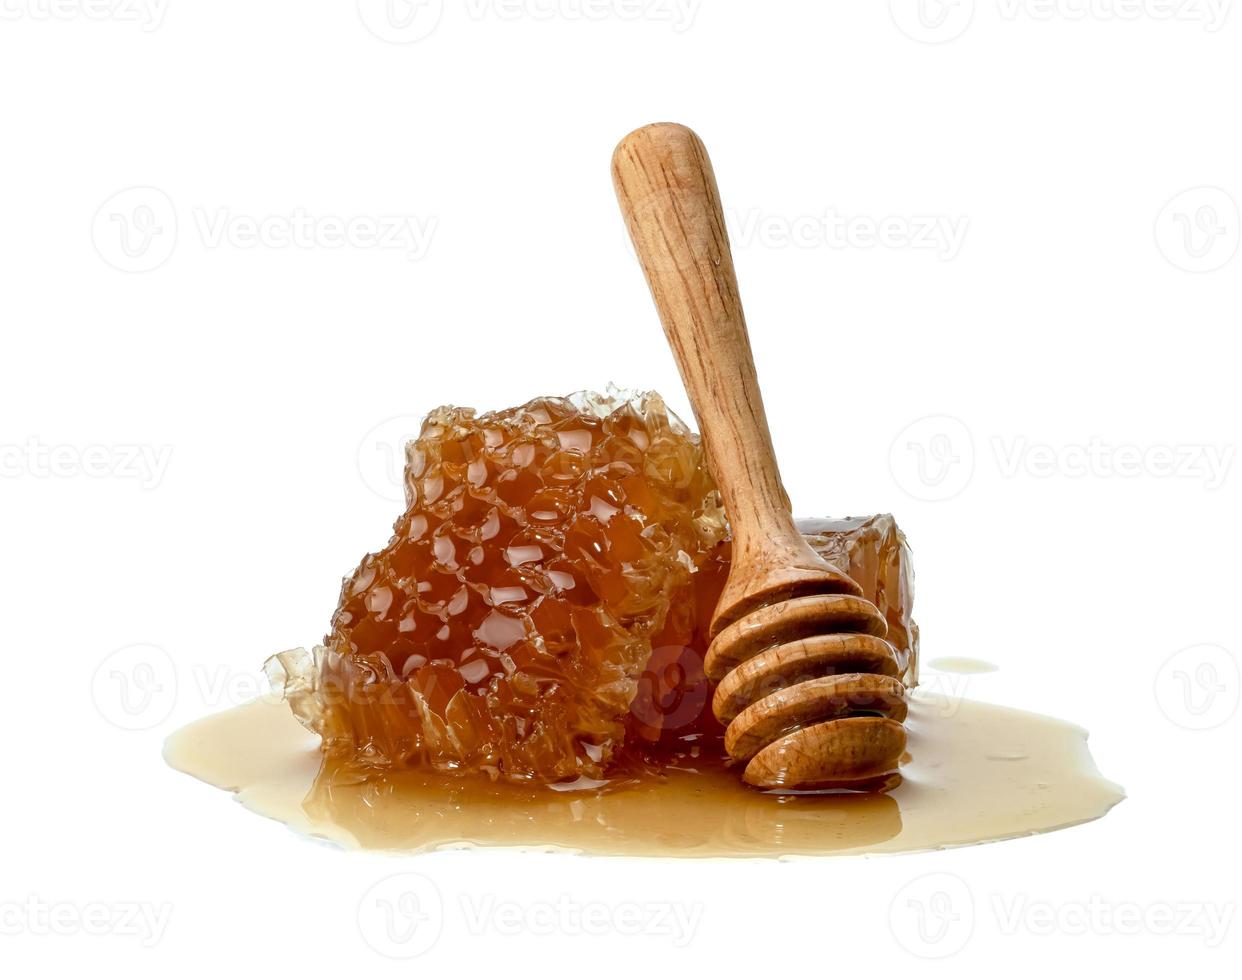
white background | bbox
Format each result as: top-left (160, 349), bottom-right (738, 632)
top-left (1, 1), bottom-right (1238, 975)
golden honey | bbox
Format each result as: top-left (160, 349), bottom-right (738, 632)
top-left (167, 390), bottom-right (1121, 857)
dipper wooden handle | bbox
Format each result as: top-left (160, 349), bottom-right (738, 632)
top-left (612, 123), bottom-right (858, 634)
top-left (613, 123), bottom-right (906, 793)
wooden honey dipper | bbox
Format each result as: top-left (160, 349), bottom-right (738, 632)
top-left (613, 123), bottom-right (908, 793)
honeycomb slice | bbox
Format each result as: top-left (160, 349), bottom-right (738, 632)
top-left (798, 515), bottom-right (919, 688)
top-left (269, 391), bottom-right (725, 784)
top-left (617, 516), bottom-right (919, 772)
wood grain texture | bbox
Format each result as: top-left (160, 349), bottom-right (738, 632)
top-left (725, 674), bottom-right (908, 762)
top-left (611, 122), bottom-right (860, 636)
top-left (743, 718), bottom-right (907, 793)
top-left (613, 123), bottom-right (906, 792)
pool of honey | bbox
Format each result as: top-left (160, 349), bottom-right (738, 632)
top-left (164, 686), bottom-right (1123, 859)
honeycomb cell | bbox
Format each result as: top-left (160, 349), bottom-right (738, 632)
top-left (269, 391), bottom-right (726, 784)
top-left (617, 516), bottom-right (919, 773)
top-left (266, 393), bottom-right (921, 789)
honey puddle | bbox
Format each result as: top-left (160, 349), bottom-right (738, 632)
top-left (165, 692), bottom-right (1123, 859)
top-left (927, 657), bottom-right (999, 675)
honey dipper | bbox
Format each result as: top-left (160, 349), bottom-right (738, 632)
top-left (613, 123), bottom-right (908, 792)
